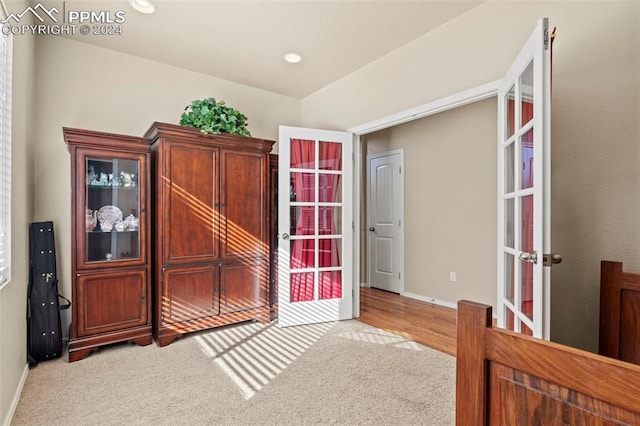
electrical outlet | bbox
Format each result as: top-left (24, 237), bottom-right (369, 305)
top-left (449, 272), bottom-right (456, 282)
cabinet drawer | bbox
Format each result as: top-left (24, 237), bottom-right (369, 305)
top-left (76, 269), bottom-right (148, 337)
top-left (162, 265), bottom-right (220, 324)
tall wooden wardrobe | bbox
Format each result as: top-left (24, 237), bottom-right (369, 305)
top-left (145, 122), bottom-right (275, 346)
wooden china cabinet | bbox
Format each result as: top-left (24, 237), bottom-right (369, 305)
top-left (144, 122), bottom-right (275, 346)
top-left (64, 128), bottom-right (152, 362)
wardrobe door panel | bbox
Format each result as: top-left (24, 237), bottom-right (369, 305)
top-left (221, 150), bottom-right (265, 260)
top-left (164, 143), bottom-right (219, 264)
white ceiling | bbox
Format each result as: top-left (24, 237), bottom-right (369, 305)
top-left (57, 0), bottom-right (482, 99)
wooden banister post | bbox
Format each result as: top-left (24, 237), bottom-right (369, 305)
top-left (456, 300), bottom-right (492, 426)
top-left (599, 261), bottom-right (622, 358)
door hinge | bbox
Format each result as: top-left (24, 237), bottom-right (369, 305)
top-left (352, 221), bottom-right (355, 230)
top-left (398, 272), bottom-right (401, 280)
top-left (542, 253), bottom-right (562, 267)
top-left (352, 152), bottom-right (355, 163)
top-left (544, 28), bottom-right (549, 50)
top-left (398, 219), bottom-right (401, 227)
top-left (399, 166), bottom-right (402, 174)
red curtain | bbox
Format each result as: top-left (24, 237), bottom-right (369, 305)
top-left (290, 140), bottom-right (342, 302)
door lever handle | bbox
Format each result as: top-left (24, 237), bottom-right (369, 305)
top-left (368, 227), bottom-right (375, 232)
top-left (518, 251), bottom-right (538, 264)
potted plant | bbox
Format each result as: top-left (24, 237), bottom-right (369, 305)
top-left (179, 97), bottom-right (251, 136)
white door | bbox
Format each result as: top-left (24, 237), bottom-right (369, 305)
top-left (277, 126), bottom-right (353, 327)
top-left (367, 151), bottom-right (403, 293)
top-left (497, 18), bottom-right (554, 339)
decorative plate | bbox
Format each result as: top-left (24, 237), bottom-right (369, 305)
top-left (97, 205), bottom-right (123, 224)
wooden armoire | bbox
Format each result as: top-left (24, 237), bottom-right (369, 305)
top-left (144, 122), bottom-right (274, 346)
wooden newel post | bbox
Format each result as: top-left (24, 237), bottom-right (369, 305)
top-left (455, 300), bottom-right (492, 426)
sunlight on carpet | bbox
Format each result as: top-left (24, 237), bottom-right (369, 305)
top-left (333, 328), bottom-right (425, 351)
top-left (194, 321), bottom-right (334, 400)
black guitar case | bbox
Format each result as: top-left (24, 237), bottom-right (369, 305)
top-left (27, 221), bottom-right (70, 365)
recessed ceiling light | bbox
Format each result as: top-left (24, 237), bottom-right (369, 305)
top-left (129, 0), bottom-right (155, 14)
top-left (283, 52), bottom-right (302, 64)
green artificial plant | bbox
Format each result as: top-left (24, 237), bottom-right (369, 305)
top-left (179, 97), bottom-right (251, 136)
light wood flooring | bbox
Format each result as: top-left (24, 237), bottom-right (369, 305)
top-left (358, 287), bottom-right (457, 356)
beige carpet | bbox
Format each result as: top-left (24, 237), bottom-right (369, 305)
top-left (11, 320), bottom-right (455, 425)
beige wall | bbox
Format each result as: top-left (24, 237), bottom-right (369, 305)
top-left (302, 1), bottom-right (640, 352)
top-left (2, 3), bottom-right (638, 420)
top-left (0, 1), bottom-right (35, 422)
top-left (32, 36), bottom-right (300, 337)
top-left (364, 99), bottom-right (497, 307)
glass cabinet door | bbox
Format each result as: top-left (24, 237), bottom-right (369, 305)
top-left (81, 152), bottom-right (145, 267)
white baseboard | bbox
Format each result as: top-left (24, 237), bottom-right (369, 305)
top-left (400, 292), bottom-right (498, 319)
top-left (401, 292), bottom-right (458, 310)
top-left (2, 363), bottom-right (28, 426)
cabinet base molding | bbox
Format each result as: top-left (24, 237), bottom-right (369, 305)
top-left (68, 325), bottom-right (153, 362)
top-left (155, 306), bottom-right (271, 347)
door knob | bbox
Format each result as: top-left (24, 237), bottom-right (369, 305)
top-left (543, 253), bottom-right (562, 267)
top-left (368, 227), bottom-right (375, 232)
top-left (519, 251), bottom-right (538, 264)
top-left (281, 233), bottom-right (290, 240)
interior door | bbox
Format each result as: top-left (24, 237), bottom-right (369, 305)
top-left (497, 18), bottom-right (552, 339)
top-left (367, 151), bottom-right (403, 293)
top-left (277, 126), bottom-right (353, 327)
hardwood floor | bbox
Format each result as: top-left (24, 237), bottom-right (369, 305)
top-left (358, 287), bottom-right (457, 356)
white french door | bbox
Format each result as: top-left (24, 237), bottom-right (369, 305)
top-left (277, 126), bottom-right (353, 327)
top-left (497, 18), bottom-right (553, 339)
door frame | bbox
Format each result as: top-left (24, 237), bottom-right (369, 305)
top-left (365, 149), bottom-right (405, 293)
top-left (348, 80), bottom-right (500, 317)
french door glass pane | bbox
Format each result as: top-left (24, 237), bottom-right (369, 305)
top-left (520, 129), bottom-right (534, 190)
top-left (319, 173), bottom-right (341, 203)
top-left (521, 322), bottom-right (533, 336)
top-left (319, 206), bottom-right (342, 235)
top-left (521, 258), bottom-right (534, 321)
top-left (290, 139), bottom-right (315, 169)
top-left (521, 195), bottom-right (533, 253)
top-left (507, 86), bottom-right (516, 138)
top-left (505, 199), bottom-right (514, 248)
top-left (521, 194), bottom-right (534, 320)
top-left (505, 253), bottom-right (515, 305)
top-left (508, 310), bottom-right (515, 332)
top-left (319, 271), bottom-right (342, 300)
top-left (319, 141), bottom-right (342, 170)
top-left (318, 238), bottom-right (341, 267)
top-left (290, 206), bottom-right (314, 236)
top-left (520, 61), bottom-right (534, 127)
top-left (290, 273), bottom-right (314, 302)
top-left (290, 173), bottom-right (315, 202)
top-left (505, 143), bottom-right (515, 193)
top-left (290, 239), bottom-right (315, 269)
